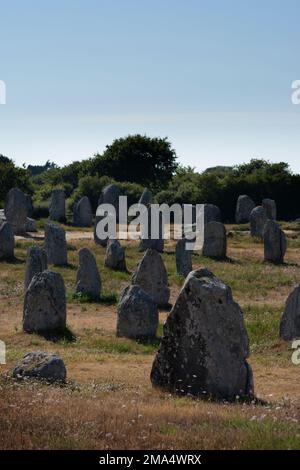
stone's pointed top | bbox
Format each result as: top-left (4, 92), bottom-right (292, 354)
top-left (117, 284), bottom-right (158, 340)
top-left (138, 188), bottom-right (153, 206)
top-left (105, 239), bottom-right (127, 271)
top-left (75, 247), bottom-right (101, 299)
top-left (132, 248), bottom-right (170, 307)
top-left (184, 268), bottom-right (232, 300)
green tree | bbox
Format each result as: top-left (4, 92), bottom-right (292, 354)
top-left (89, 134), bottom-right (178, 189)
top-left (0, 155), bottom-right (32, 202)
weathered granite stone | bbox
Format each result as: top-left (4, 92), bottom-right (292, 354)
top-left (235, 195), bottom-right (255, 224)
top-left (93, 214), bottom-right (109, 247)
top-left (13, 352), bottom-right (66, 382)
top-left (280, 286), bottom-right (300, 341)
top-left (75, 248), bottom-right (101, 298)
top-left (262, 198), bottom-right (277, 220)
top-left (104, 239), bottom-right (127, 271)
top-left (250, 206), bottom-right (268, 238)
top-left (199, 204), bottom-right (221, 224)
top-left (151, 268), bottom-right (254, 401)
top-left (23, 271), bottom-right (66, 333)
top-left (0, 221), bottom-right (14, 260)
top-left (4, 187), bottom-right (28, 234)
top-left (132, 249), bottom-right (170, 307)
top-left (49, 189), bottom-right (66, 222)
top-left (98, 184), bottom-right (121, 222)
top-left (117, 285), bottom-right (158, 340)
top-left (176, 238), bottom-right (193, 277)
top-left (139, 208), bottom-right (164, 253)
top-left (44, 223), bottom-right (68, 265)
top-left (202, 222), bottom-right (227, 259)
top-left (263, 220), bottom-right (286, 264)
top-left (73, 196), bottom-right (93, 227)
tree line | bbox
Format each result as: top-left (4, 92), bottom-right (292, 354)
top-left (1, 135), bottom-right (300, 221)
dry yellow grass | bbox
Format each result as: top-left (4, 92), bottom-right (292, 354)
top-left (1, 226), bottom-right (300, 449)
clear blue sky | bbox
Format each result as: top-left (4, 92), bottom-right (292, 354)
top-left (1, 0), bottom-right (300, 172)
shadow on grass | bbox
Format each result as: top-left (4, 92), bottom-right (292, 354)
top-left (136, 336), bottom-right (162, 348)
top-left (30, 326), bottom-right (77, 343)
top-left (263, 260), bottom-right (299, 268)
top-left (0, 256), bottom-right (25, 265)
top-left (53, 262), bottom-right (77, 270)
top-left (192, 253), bottom-right (241, 264)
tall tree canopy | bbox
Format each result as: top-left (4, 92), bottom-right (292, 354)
top-left (89, 134), bottom-right (178, 188)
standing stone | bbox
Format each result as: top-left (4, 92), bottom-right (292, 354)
top-left (132, 249), bottom-right (170, 307)
top-left (176, 238), bottom-right (192, 277)
top-left (23, 271), bottom-right (66, 333)
top-left (94, 184), bottom-right (121, 245)
top-left (262, 198), bottom-right (277, 220)
top-left (280, 286), bottom-right (300, 341)
top-left (250, 206), bottom-right (267, 238)
top-left (94, 214), bottom-right (109, 247)
top-left (199, 204), bottom-right (221, 224)
top-left (4, 187), bottom-right (28, 234)
top-left (12, 352), bottom-right (66, 383)
top-left (24, 246), bottom-right (48, 290)
top-left (151, 268), bottom-right (254, 401)
top-left (139, 188), bottom-right (153, 206)
top-left (202, 222), bottom-right (227, 259)
top-left (235, 195), bottom-right (255, 224)
top-left (75, 248), bottom-right (101, 299)
top-left (98, 184), bottom-right (121, 222)
top-left (49, 189), bottom-right (66, 222)
top-left (139, 207), bottom-right (164, 253)
top-left (44, 223), bottom-right (68, 265)
top-left (73, 196), bottom-right (93, 227)
top-left (104, 239), bottom-right (127, 271)
top-left (263, 220), bottom-right (286, 264)
top-left (117, 285), bottom-right (158, 340)
top-left (0, 221), bottom-right (14, 260)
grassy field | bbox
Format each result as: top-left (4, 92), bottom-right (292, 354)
top-left (0, 224), bottom-right (300, 449)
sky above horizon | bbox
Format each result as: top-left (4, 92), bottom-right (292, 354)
top-left (1, 0), bottom-right (300, 172)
